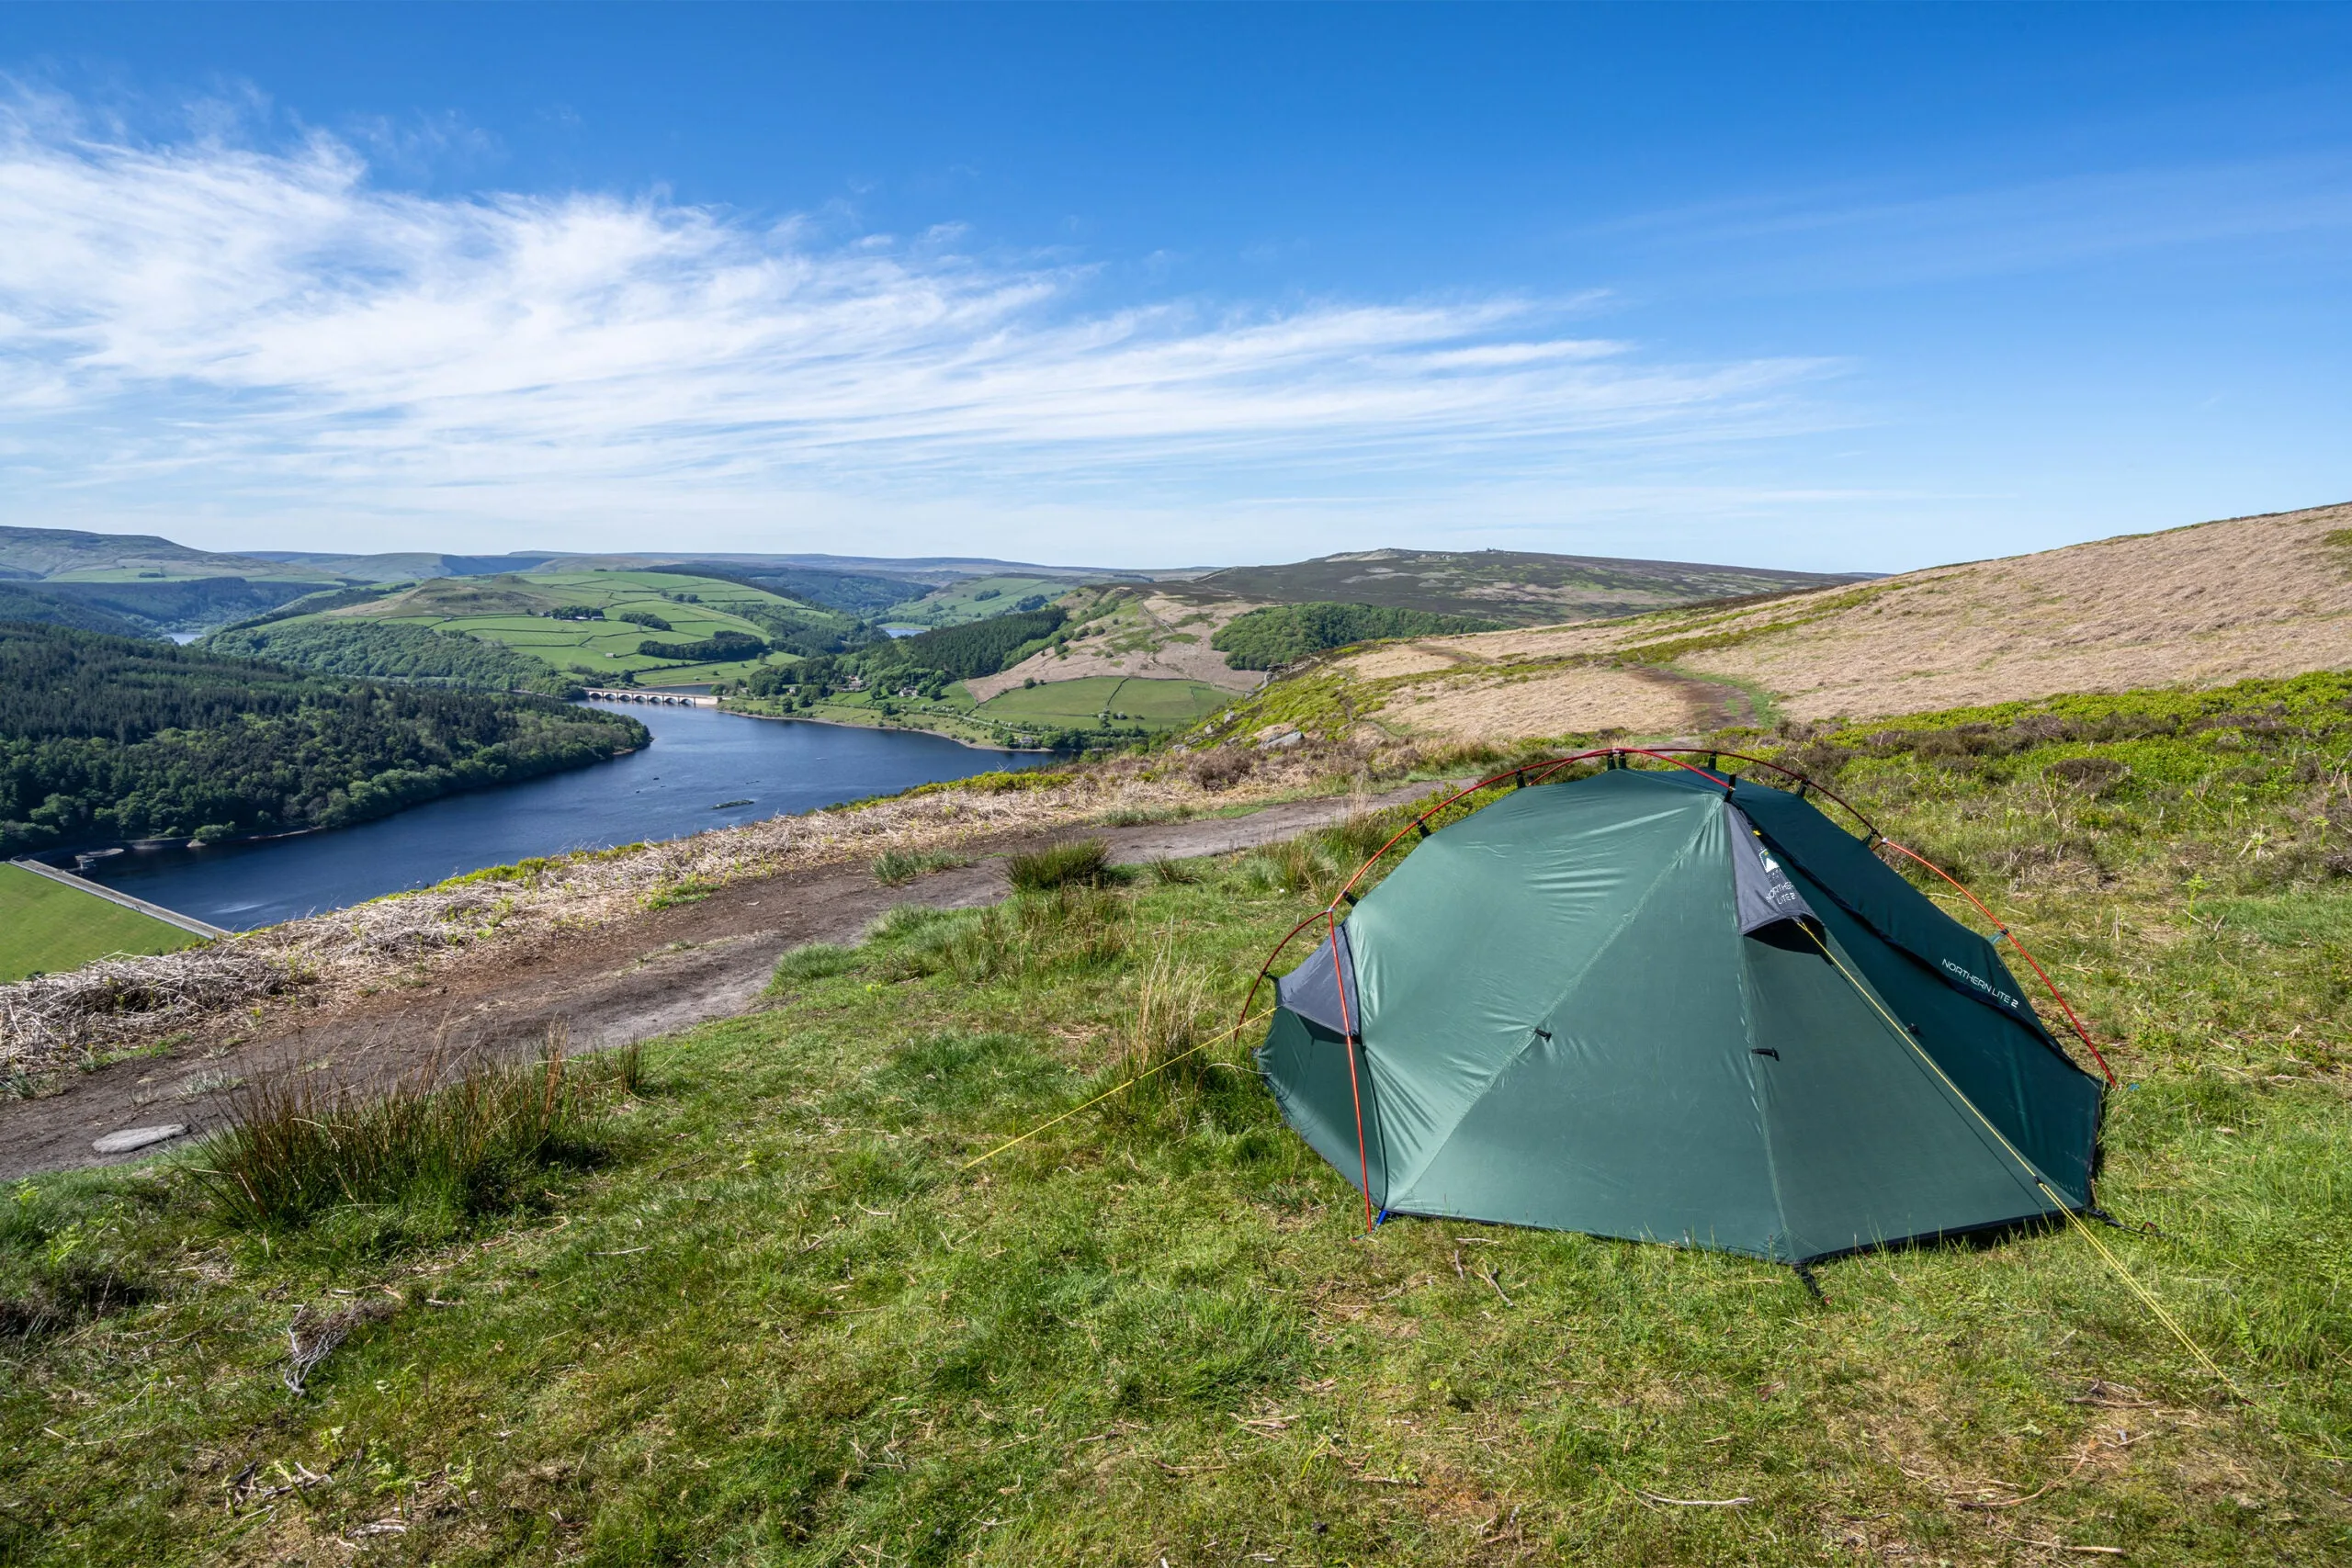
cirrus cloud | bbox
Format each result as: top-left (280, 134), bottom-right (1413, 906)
top-left (0, 93), bottom-right (1847, 557)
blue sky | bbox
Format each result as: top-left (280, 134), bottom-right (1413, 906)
top-left (1, 3), bottom-right (2346, 570)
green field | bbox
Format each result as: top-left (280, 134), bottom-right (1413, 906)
top-left (974, 674), bottom-right (1227, 729)
top-left (0, 863), bottom-right (206, 981)
top-left (327, 570), bottom-right (845, 683)
top-left (879, 574), bottom-right (1074, 629)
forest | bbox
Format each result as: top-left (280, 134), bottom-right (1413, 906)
top-left (1209, 601), bottom-right (1504, 669)
top-left (200, 619), bottom-right (580, 695)
top-left (864, 605), bottom-right (1067, 681)
top-left (0, 623), bottom-right (644, 857)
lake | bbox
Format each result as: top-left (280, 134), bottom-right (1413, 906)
top-left (77, 703), bottom-right (1052, 931)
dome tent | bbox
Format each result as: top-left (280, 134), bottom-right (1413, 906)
top-left (1255, 755), bottom-right (2109, 1265)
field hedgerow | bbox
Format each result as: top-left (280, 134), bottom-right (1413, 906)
top-left (1, 673), bottom-right (2349, 1564)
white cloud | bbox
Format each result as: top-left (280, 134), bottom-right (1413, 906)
top-left (0, 95), bottom-right (1846, 557)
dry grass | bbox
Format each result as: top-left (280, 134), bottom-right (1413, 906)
top-left (0, 748), bottom-right (1359, 1075)
top-left (1332, 501), bottom-right (2352, 739)
top-left (965, 592), bottom-right (1270, 700)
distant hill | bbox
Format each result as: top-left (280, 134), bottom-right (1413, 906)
top-left (242, 550), bottom-right (565, 582)
top-left (0, 525), bottom-right (337, 585)
top-left (1170, 547), bottom-right (1874, 626)
top-left (1200, 501), bottom-right (2352, 745)
top-left (0, 582), bottom-right (150, 637)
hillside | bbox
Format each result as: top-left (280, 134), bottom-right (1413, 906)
top-left (1204, 502), bottom-right (2352, 745)
top-left (242, 550), bottom-right (564, 582)
top-left (0, 623), bottom-right (645, 859)
top-left (0, 525), bottom-right (336, 585)
top-left (2, 672), bottom-right (2348, 1562)
top-left (312, 570), bottom-right (866, 686)
top-left (1174, 547), bottom-right (1871, 626)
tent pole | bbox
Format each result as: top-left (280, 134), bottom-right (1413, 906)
top-left (1327, 908), bottom-right (1377, 1236)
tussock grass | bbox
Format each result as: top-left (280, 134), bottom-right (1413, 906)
top-left (870, 847), bottom-right (973, 886)
top-left (4, 672), bottom-right (2352, 1562)
top-left (194, 1037), bottom-right (613, 1232)
top-left (1005, 836), bottom-right (1114, 891)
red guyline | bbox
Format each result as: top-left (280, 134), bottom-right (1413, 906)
top-left (1238, 746), bottom-right (2116, 1091)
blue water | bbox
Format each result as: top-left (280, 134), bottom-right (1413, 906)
top-left (79, 703), bottom-right (1051, 931)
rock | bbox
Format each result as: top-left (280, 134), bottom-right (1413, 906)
top-left (92, 1124), bottom-right (188, 1156)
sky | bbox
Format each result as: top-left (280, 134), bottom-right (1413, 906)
top-left (0, 4), bottom-right (2347, 572)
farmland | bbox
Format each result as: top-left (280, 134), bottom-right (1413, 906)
top-left (316, 570), bottom-right (860, 685)
top-left (0, 863), bottom-right (205, 982)
top-left (974, 673), bottom-right (1229, 730)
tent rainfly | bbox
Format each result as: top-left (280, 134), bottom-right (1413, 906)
top-left (1257, 761), bottom-right (2107, 1264)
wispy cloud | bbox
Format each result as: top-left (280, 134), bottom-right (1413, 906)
top-left (0, 93), bottom-right (1842, 553)
top-left (1589, 155), bottom-right (2352, 291)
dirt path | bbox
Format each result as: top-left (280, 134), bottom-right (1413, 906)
top-left (1, 789), bottom-right (1430, 1180)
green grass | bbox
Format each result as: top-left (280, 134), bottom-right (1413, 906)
top-left (328, 570), bottom-right (834, 682)
top-left (976, 674), bottom-right (1228, 729)
top-left (879, 575), bottom-right (1074, 629)
top-left (0, 863), bottom-right (205, 981)
top-left (5, 673), bottom-right (2352, 1562)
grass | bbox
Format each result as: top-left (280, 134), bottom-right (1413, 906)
top-left (975, 675), bottom-right (1229, 730)
top-left (194, 1042), bottom-right (616, 1234)
top-left (872, 848), bottom-right (975, 886)
top-left (341, 570), bottom-right (823, 682)
top-left (1005, 837), bottom-right (1115, 891)
top-left (0, 863), bottom-right (206, 981)
top-left (878, 575), bottom-right (1077, 629)
top-left (4, 673), bottom-right (2352, 1562)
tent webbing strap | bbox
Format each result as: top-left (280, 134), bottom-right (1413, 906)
top-left (1799, 924), bottom-right (2233, 1389)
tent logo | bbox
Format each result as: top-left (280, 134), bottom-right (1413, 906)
top-left (1939, 956), bottom-right (2025, 1013)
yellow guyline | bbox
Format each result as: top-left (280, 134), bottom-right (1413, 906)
top-left (959, 1007), bottom-right (1269, 1173)
top-left (1798, 923), bottom-right (2233, 1391)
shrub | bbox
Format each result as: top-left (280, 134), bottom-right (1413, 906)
top-left (1190, 748), bottom-right (1255, 791)
top-left (1008, 838), bottom-right (1114, 891)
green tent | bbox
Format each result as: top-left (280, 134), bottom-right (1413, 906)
top-left (1258, 764), bottom-right (2104, 1263)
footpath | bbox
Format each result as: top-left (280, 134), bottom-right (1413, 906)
top-left (0, 788), bottom-right (1433, 1181)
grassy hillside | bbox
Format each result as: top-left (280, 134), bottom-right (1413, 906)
top-left (0, 525), bottom-right (336, 585)
top-left (1200, 501), bottom-right (2352, 748)
top-left (0, 863), bottom-right (205, 982)
top-left (1178, 547), bottom-right (1871, 626)
top-left (878, 574), bottom-right (1074, 628)
top-left (973, 673), bottom-right (1229, 731)
top-left (324, 570), bottom-right (865, 686)
top-left (3, 672), bottom-right (2348, 1562)
top-left (240, 551), bottom-right (564, 583)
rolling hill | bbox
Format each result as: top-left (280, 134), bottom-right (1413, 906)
top-left (1197, 501), bottom-right (2352, 745)
top-left (271, 569), bottom-right (867, 687)
top-left (1169, 547), bottom-right (1871, 626)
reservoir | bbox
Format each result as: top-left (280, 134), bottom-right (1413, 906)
top-left (76, 703), bottom-right (1053, 931)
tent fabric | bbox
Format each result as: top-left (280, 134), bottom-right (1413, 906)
top-left (1255, 767), bottom-right (2103, 1263)
top-left (1273, 922), bottom-right (1360, 1038)
top-left (1725, 804), bottom-right (1817, 935)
